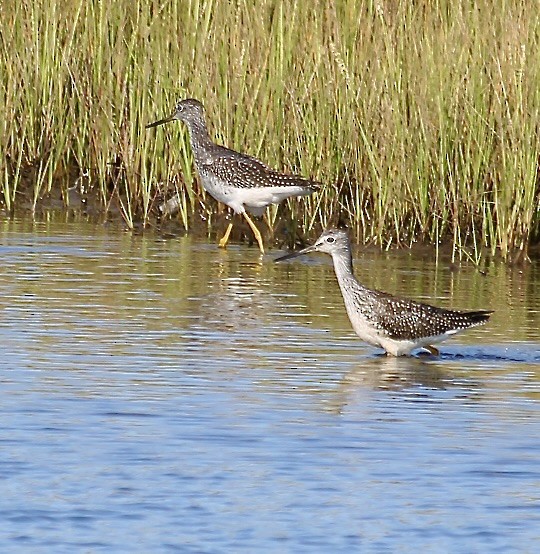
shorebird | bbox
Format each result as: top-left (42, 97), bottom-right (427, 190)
top-left (146, 99), bottom-right (320, 253)
top-left (275, 229), bottom-right (492, 356)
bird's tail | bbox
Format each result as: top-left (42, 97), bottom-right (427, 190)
top-left (465, 310), bottom-right (493, 325)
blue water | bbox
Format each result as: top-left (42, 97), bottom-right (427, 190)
top-left (1, 218), bottom-right (539, 553)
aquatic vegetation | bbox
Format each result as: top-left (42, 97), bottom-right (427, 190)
top-left (1, 0), bottom-right (539, 259)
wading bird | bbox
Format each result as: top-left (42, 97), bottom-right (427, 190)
top-left (275, 229), bottom-right (492, 356)
top-left (146, 99), bottom-right (320, 253)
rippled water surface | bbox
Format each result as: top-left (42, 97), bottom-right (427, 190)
top-left (1, 218), bottom-right (539, 553)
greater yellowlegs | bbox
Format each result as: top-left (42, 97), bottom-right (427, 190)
top-left (146, 99), bottom-right (320, 253)
top-left (275, 229), bottom-right (492, 356)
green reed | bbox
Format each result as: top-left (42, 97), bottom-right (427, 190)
top-left (1, 0), bottom-right (538, 259)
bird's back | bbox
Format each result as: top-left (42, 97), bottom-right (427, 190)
top-left (344, 283), bottom-right (492, 341)
top-left (196, 143), bottom-right (320, 192)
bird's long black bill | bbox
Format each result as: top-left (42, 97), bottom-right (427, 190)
top-left (145, 115), bottom-right (175, 129)
top-left (274, 245), bottom-right (316, 262)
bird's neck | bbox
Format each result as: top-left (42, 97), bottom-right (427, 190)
top-left (331, 248), bottom-right (365, 291)
top-left (331, 248), bottom-right (353, 277)
top-left (185, 119), bottom-right (213, 159)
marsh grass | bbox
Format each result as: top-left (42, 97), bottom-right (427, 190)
top-left (1, 0), bottom-right (539, 259)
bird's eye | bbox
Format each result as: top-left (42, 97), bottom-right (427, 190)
top-left (326, 237), bottom-right (335, 243)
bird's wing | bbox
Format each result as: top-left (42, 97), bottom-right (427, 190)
top-left (201, 152), bottom-right (321, 191)
top-left (364, 291), bottom-right (490, 341)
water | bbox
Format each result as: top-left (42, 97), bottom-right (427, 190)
top-left (0, 217), bottom-right (539, 553)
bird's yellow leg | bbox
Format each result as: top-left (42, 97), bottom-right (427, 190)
top-left (218, 222), bottom-right (234, 248)
top-left (242, 213), bottom-right (265, 254)
top-left (425, 345), bottom-right (440, 356)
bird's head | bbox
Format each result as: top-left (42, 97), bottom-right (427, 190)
top-left (146, 98), bottom-right (205, 129)
top-left (275, 228), bottom-right (351, 262)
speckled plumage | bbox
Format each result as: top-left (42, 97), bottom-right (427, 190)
top-left (275, 229), bottom-right (492, 356)
top-left (146, 99), bottom-right (319, 252)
